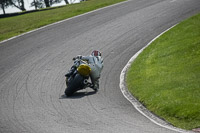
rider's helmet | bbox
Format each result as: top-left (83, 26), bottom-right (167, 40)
top-left (91, 50), bottom-right (101, 57)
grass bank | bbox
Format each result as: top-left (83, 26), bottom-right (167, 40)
top-left (126, 13), bottom-right (200, 130)
top-left (0, 0), bottom-right (125, 42)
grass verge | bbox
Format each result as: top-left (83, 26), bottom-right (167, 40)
top-left (126, 13), bottom-right (200, 130)
top-left (0, 0), bottom-right (125, 42)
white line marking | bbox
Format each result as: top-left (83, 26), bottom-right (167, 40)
top-left (119, 24), bottom-right (194, 133)
top-left (0, 0), bottom-right (130, 44)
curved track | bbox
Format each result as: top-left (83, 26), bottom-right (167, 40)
top-left (0, 0), bottom-right (200, 132)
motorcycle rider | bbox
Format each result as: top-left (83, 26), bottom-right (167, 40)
top-left (65, 50), bottom-right (104, 91)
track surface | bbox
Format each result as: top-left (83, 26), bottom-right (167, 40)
top-left (0, 0), bottom-right (200, 132)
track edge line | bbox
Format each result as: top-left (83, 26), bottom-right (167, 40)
top-left (0, 0), bottom-right (130, 44)
top-left (119, 24), bottom-right (194, 133)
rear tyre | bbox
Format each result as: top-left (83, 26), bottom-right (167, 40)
top-left (65, 74), bottom-right (84, 96)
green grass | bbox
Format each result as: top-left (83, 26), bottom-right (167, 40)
top-left (126, 13), bottom-right (200, 130)
top-left (0, 0), bottom-right (125, 42)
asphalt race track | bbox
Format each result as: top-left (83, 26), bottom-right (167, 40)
top-left (0, 0), bottom-right (200, 132)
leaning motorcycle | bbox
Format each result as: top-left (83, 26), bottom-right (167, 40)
top-left (65, 58), bottom-right (93, 96)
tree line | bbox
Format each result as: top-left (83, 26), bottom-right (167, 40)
top-left (0, 0), bottom-right (81, 14)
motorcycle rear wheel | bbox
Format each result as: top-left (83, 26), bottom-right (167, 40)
top-left (65, 74), bottom-right (84, 96)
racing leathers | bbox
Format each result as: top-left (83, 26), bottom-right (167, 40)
top-left (81, 55), bottom-right (103, 90)
top-left (65, 55), bottom-right (103, 91)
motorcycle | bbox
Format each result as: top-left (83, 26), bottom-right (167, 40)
top-left (65, 58), bottom-right (93, 96)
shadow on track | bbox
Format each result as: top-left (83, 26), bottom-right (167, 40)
top-left (60, 91), bottom-right (97, 99)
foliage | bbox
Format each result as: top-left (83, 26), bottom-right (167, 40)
top-left (31, 0), bottom-right (63, 9)
top-left (126, 13), bottom-right (200, 130)
top-left (31, 0), bottom-right (45, 9)
top-left (0, 0), bottom-right (12, 14)
top-left (0, 0), bottom-right (125, 41)
top-left (9, 0), bottom-right (26, 11)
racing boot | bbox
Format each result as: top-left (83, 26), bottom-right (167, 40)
top-left (92, 80), bottom-right (99, 92)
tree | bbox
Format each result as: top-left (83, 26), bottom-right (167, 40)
top-left (0, 0), bottom-right (10, 14)
top-left (31, 0), bottom-right (44, 9)
top-left (43, 0), bottom-right (63, 8)
top-left (43, 0), bottom-right (50, 7)
top-left (49, 0), bottom-right (63, 6)
top-left (31, 0), bottom-right (64, 10)
top-left (9, 0), bottom-right (26, 11)
top-left (64, 0), bottom-right (68, 5)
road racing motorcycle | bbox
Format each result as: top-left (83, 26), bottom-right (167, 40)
top-left (65, 58), bottom-right (93, 96)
